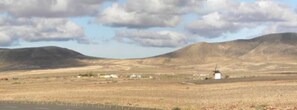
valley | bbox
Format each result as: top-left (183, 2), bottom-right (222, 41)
top-left (1, 33), bottom-right (297, 109)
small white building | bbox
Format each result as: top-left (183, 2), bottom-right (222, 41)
top-left (149, 76), bottom-right (153, 79)
top-left (110, 74), bottom-right (119, 78)
top-left (214, 71), bottom-right (222, 80)
top-left (129, 74), bottom-right (142, 79)
top-left (99, 74), bottom-right (118, 79)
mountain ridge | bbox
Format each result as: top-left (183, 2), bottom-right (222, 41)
top-left (0, 32), bottom-right (297, 71)
top-left (146, 32), bottom-right (297, 64)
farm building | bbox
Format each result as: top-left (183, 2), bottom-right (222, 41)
top-left (99, 74), bottom-right (119, 79)
top-left (129, 74), bottom-right (142, 79)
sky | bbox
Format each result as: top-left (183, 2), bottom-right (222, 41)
top-left (0, 0), bottom-right (297, 58)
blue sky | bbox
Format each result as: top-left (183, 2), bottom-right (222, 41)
top-left (0, 0), bottom-right (297, 58)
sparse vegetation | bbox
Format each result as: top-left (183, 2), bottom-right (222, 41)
top-left (12, 78), bottom-right (19, 80)
top-left (224, 75), bottom-right (230, 79)
top-left (252, 104), bottom-right (268, 110)
top-left (172, 107), bottom-right (181, 110)
top-left (1, 67), bottom-right (297, 109)
top-left (2, 33), bottom-right (297, 109)
top-left (0, 78), bottom-right (9, 81)
top-left (12, 82), bottom-right (21, 84)
top-left (78, 72), bottom-right (96, 77)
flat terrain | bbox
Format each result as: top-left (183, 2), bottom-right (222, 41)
top-left (1, 66), bottom-right (297, 110)
top-left (0, 102), bottom-right (102, 110)
top-left (0, 102), bottom-right (159, 110)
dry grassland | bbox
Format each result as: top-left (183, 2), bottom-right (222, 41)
top-left (0, 65), bottom-right (297, 110)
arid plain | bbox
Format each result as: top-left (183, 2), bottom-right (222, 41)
top-left (1, 33), bottom-right (297, 110)
top-left (1, 59), bottom-right (297, 110)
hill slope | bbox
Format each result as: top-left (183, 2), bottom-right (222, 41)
top-left (146, 32), bottom-right (297, 64)
top-left (0, 46), bottom-right (93, 70)
top-left (1, 32), bottom-right (297, 71)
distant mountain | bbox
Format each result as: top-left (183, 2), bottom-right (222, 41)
top-left (0, 46), bottom-right (94, 70)
top-left (145, 32), bottom-right (297, 65)
top-left (1, 32), bottom-right (297, 71)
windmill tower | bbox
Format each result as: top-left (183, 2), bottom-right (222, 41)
top-left (213, 65), bottom-right (222, 79)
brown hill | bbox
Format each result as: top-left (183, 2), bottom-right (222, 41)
top-left (145, 32), bottom-right (297, 65)
top-left (0, 46), bottom-right (94, 70)
top-left (1, 32), bottom-right (297, 72)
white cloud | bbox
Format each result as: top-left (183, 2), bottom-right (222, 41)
top-left (0, 0), bottom-right (113, 17)
top-left (125, 0), bottom-right (203, 15)
top-left (115, 30), bottom-right (188, 47)
top-left (0, 33), bottom-right (14, 46)
top-left (225, 1), bottom-right (296, 22)
top-left (0, 17), bottom-right (85, 46)
top-left (96, 0), bottom-right (206, 28)
top-left (187, 0), bottom-right (297, 38)
top-left (1, 0), bottom-right (297, 48)
top-left (187, 12), bottom-right (242, 38)
top-left (264, 21), bottom-right (297, 34)
top-left (97, 3), bottom-right (181, 28)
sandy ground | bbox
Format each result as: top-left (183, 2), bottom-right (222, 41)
top-left (1, 65), bottom-right (297, 110)
top-left (0, 102), bottom-right (108, 110)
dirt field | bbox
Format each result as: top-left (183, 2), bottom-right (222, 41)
top-left (0, 101), bottom-right (160, 110)
top-left (1, 66), bottom-right (297, 110)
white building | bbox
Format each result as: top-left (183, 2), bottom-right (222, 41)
top-left (214, 72), bottom-right (222, 80)
top-left (110, 74), bottom-right (119, 78)
top-left (129, 74), bottom-right (142, 79)
top-left (99, 74), bottom-right (118, 79)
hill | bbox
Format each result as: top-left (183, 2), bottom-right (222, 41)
top-left (1, 32), bottom-right (297, 72)
top-left (0, 46), bottom-right (94, 70)
top-left (144, 32), bottom-right (297, 65)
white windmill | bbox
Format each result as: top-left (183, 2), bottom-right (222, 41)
top-left (213, 65), bottom-right (222, 80)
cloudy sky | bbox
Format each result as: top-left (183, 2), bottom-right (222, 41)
top-left (0, 0), bottom-right (297, 58)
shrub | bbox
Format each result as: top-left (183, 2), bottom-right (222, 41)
top-left (0, 78), bottom-right (8, 81)
top-left (224, 75), bottom-right (230, 79)
top-left (172, 107), bottom-right (181, 110)
top-left (79, 72), bottom-right (95, 77)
